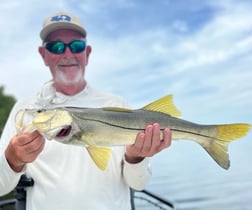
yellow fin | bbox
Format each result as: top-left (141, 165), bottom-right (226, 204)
top-left (87, 146), bottom-right (111, 170)
top-left (203, 140), bottom-right (230, 169)
top-left (201, 123), bottom-right (251, 169)
top-left (142, 95), bottom-right (181, 117)
top-left (217, 123), bottom-right (251, 141)
top-left (102, 107), bottom-right (133, 112)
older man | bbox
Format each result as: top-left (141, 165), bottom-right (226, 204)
top-left (0, 11), bottom-right (171, 210)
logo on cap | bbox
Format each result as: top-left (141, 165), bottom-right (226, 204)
top-left (51, 15), bottom-right (71, 22)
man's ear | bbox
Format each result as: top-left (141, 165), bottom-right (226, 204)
top-left (38, 46), bottom-right (49, 66)
top-left (85, 45), bottom-right (92, 65)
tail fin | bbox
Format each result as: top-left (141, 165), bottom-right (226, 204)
top-left (201, 123), bottom-right (251, 169)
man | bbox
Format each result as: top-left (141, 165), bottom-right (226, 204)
top-left (0, 11), bottom-right (172, 210)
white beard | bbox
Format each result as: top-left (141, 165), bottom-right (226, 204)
top-left (54, 67), bottom-right (83, 86)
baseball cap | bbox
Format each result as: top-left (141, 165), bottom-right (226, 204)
top-left (40, 11), bottom-right (87, 41)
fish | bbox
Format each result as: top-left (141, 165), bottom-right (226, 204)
top-left (15, 95), bottom-right (251, 171)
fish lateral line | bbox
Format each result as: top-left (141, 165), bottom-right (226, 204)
top-left (73, 116), bottom-right (143, 131)
top-left (73, 116), bottom-right (222, 141)
top-left (169, 128), bottom-right (225, 142)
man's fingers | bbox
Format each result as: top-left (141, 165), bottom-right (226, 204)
top-left (158, 128), bottom-right (172, 151)
top-left (151, 123), bottom-right (162, 148)
top-left (15, 130), bottom-right (41, 146)
top-left (24, 136), bottom-right (45, 154)
top-left (141, 125), bottom-right (153, 153)
top-left (125, 123), bottom-right (172, 163)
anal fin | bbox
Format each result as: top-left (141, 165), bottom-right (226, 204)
top-left (87, 146), bottom-right (111, 170)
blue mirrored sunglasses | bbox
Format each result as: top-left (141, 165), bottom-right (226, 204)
top-left (44, 40), bottom-right (86, 54)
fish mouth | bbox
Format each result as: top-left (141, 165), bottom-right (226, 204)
top-left (56, 125), bottom-right (72, 138)
top-left (44, 125), bottom-right (72, 140)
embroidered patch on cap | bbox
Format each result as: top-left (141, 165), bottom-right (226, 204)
top-left (51, 15), bottom-right (71, 22)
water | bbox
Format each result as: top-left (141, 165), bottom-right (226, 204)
top-left (135, 133), bottom-right (252, 210)
top-left (1, 128), bottom-right (251, 210)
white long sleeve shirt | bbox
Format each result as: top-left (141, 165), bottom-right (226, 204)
top-left (0, 81), bottom-right (151, 210)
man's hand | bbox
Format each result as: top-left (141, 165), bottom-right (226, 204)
top-left (125, 123), bottom-right (172, 164)
top-left (5, 130), bottom-right (45, 172)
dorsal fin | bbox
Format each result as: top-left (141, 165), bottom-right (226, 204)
top-left (142, 95), bottom-right (181, 117)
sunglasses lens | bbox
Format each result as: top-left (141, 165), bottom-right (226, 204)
top-left (69, 40), bottom-right (86, 53)
top-left (45, 40), bottom-right (86, 54)
top-left (45, 41), bottom-right (65, 54)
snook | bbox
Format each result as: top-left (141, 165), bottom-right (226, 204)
top-left (16, 95), bottom-right (251, 170)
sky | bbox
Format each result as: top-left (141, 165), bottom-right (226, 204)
top-left (1, 0), bottom-right (252, 126)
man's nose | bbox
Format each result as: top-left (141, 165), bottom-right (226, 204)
top-left (63, 46), bottom-right (73, 57)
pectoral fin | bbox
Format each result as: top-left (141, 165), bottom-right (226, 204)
top-left (87, 146), bottom-right (111, 170)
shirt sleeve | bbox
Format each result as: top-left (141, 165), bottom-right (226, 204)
top-left (122, 157), bottom-right (152, 191)
top-left (0, 101), bottom-right (27, 196)
top-left (0, 153), bottom-right (24, 196)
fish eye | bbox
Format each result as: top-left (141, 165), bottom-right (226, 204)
top-left (37, 109), bottom-right (46, 113)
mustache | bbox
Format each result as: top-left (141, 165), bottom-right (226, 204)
top-left (57, 58), bottom-right (79, 66)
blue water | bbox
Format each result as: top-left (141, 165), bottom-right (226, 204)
top-left (135, 133), bottom-right (252, 210)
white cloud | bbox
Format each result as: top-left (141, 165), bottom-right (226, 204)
top-left (0, 0), bottom-right (251, 124)
top-left (84, 1), bottom-right (252, 124)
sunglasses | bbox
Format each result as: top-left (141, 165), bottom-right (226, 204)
top-left (44, 40), bottom-right (87, 54)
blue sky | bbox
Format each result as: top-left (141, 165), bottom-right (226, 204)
top-left (1, 0), bottom-right (252, 127)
